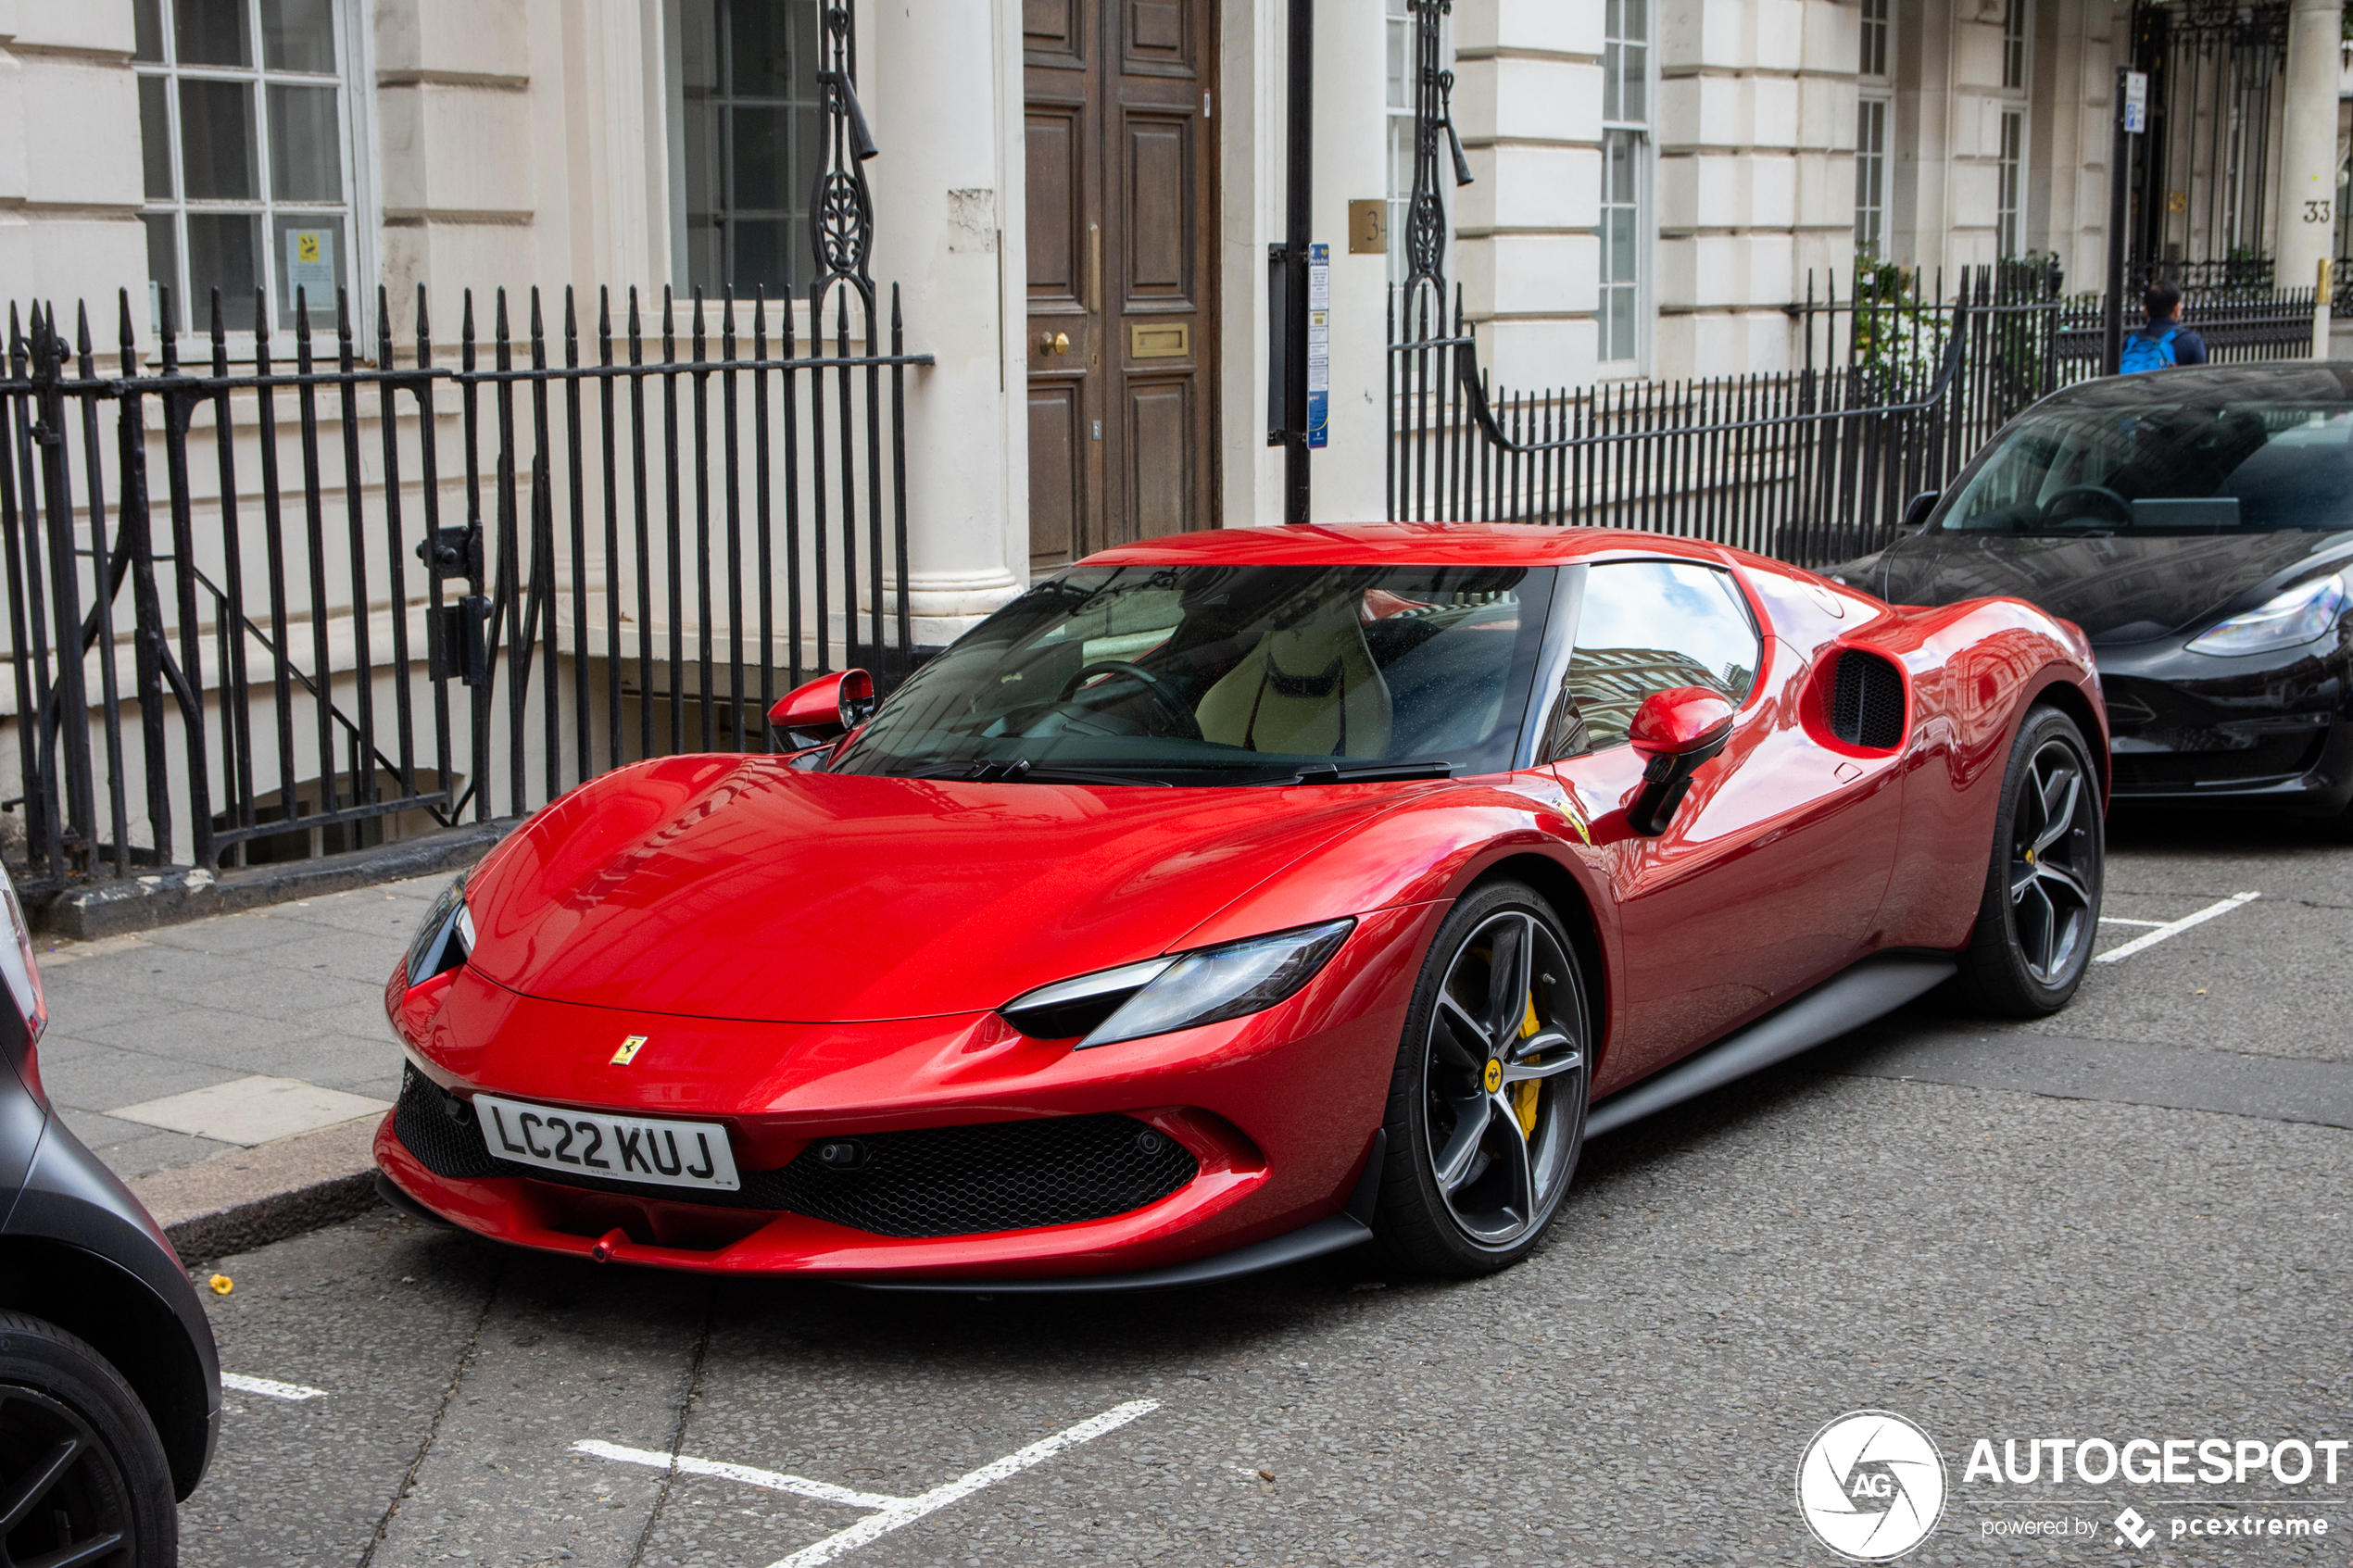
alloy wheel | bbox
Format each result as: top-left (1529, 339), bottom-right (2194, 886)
top-left (0, 1386), bottom-right (132, 1568)
top-left (2007, 736), bottom-right (2097, 985)
top-left (1420, 909), bottom-right (1588, 1248)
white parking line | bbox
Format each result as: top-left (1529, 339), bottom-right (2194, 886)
top-left (221, 1373), bottom-right (326, 1401)
top-left (2096, 917), bottom-right (2165, 927)
top-left (2093, 891), bottom-right (2260, 964)
top-left (574, 1441), bottom-right (901, 1511)
top-left (574, 1397), bottom-right (1159, 1568)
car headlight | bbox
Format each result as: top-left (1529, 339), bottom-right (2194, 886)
top-left (405, 872), bottom-right (477, 986)
top-left (1000, 919), bottom-right (1354, 1048)
top-left (2185, 572), bottom-right (2347, 657)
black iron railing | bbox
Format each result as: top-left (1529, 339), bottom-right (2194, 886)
top-left (1, 4), bottom-right (929, 898)
top-left (1387, 265), bottom-right (2066, 566)
top-left (1, 283), bottom-right (928, 897)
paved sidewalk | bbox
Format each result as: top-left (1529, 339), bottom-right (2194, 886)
top-left (34, 873), bottom-right (450, 1182)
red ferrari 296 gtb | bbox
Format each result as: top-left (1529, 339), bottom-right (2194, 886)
top-left (375, 523), bottom-right (2106, 1287)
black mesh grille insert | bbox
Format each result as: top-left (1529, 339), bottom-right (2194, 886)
top-left (1830, 649), bottom-right (1906, 749)
top-left (763, 1116), bottom-right (1199, 1238)
top-left (394, 1063), bottom-right (502, 1178)
top-left (390, 1067), bottom-right (1197, 1237)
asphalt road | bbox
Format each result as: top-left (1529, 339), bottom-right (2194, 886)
top-left (175, 810), bottom-right (2353, 1567)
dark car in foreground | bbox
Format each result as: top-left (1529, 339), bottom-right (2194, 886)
top-left (1836, 365), bottom-right (2353, 826)
top-left (0, 871), bottom-right (220, 1565)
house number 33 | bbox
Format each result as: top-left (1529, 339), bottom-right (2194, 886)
top-left (2306, 200), bottom-right (2333, 223)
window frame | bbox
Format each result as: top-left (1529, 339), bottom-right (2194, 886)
top-left (133, 0), bottom-right (374, 351)
top-left (1856, 96), bottom-right (1890, 257)
top-left (1856, 0), bottom-right (1893, 257)
top-left (1596, 0), bottom-right (1655, 376)
top-left (1996, 107), bottom-right (2026, 258)
top-left (663, 0), bottom-right (829, 303)
top-left (2000, 0), bottom-right (2030, 93)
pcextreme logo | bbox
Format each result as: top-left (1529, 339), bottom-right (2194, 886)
top-left (1797, 1411), bottom-right (1949, 1561)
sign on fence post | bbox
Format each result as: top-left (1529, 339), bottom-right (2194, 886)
top-left (1307, 243), bottom-right (1330, 450)
top-left (2101, 67), bottom-right (2145, 375)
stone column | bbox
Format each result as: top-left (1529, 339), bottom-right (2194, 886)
top-left (1308, 0), bottom-right (1389, 524)
top-left (2274, 0), bottom-right (2338, 329)
top-left (866, 0), bottom-right (1025, 646)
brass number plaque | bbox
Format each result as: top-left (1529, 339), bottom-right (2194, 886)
top-left (1129, 322), bottom-right (1190, 358)
top-left (1348, 199), bottom-right (1388, 255)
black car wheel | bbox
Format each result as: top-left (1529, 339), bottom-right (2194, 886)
top-left (0, 1312), bottom-right (177, 1568)
top-left (1956, 706), bottom-right (2104, 1016)
top-left (1374, 881), bottom-right (1591, 1276)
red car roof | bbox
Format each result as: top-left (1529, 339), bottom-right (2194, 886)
top-left (1083, 522), bottom-right (1743, 569)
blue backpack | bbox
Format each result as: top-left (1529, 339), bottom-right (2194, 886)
top-left (2119, 324), bottom-right (2179, 374)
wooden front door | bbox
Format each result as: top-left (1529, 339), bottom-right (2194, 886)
top-left (1024, 0), bottom-right (1219, 571)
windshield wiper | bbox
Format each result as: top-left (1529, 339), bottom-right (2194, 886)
top-left (945, 758), bottom-right (1171, 787)
top-left (1275, 762), bottom-right (1457, 786)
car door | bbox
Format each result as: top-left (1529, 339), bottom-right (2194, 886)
top-left (1544, 558), bottom-right (1904, 1095)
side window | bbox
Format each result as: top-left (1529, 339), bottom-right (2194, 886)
top-left (1548, 561), bottom-right (1758, 756)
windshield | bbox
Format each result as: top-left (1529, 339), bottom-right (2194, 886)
top-left (830, 563), bottom-right (1555, 785)
top-left (1942, 401), bottom-right (2353, 535)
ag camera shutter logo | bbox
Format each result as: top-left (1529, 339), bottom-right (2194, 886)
top-left (1797, 1411), bottom-right (1948, 1561)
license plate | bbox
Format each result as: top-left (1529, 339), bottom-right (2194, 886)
top-left (473, 1094), bottom-right (742, 1193)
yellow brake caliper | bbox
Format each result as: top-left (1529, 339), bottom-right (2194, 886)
top-left (1510, 993), bottom-right (1541, 1138)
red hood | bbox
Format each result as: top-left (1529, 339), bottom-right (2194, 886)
top-left (462, 756), bottom-right (1405, 1023)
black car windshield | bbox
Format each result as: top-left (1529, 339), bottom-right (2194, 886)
top-left (1943, 401), bottom-right (2353, 534)
top-left (829, 563), bottom-right (1555, 785)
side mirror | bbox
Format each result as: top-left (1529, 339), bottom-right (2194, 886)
top-left (767, 669), bottom-right (875, 749)
top-left (1899, 489), bottom-right (1941, 533)
top-left (1625, 686), bottom-right (1737, 837)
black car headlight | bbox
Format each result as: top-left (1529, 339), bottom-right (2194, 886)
top-left (405, 872), bottom-right (476, 986)
top-left (2186, 572), bottom-right (2347, 657)
top-left (1000, 919), bottom-right (1354, 1048)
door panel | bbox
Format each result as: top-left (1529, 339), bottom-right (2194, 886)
top-left (1556, 649), bottom-right (1905, 1098)
top-left (1026, 0), bottom-right (1216, 567)
top-left (1126, 380), bottom-right (1190, 536)
top-left (1124, 0), bottom-right (1191, 69)
top-left (1125, 118), bottom-right (1190, 300)
top-left (1029, 384), bottom-right (1087, 566)
top-left (1025, 0), bottom-right (1082, 56)
top-left (1025, 109), bottom-right (1083, 306)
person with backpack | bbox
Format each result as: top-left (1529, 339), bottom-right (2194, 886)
top-left (2119, 280), bottom-right (2208, 372)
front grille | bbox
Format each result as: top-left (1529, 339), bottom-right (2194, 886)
top-left (762, 1115), bottom-right (1199, 1238)
top-left (395, 1064), bottom-right (502, 1178)
top-left (1830, 649), bottom-right (1906, 748)
top-left (389, 1067), bottom-right (1197, 1237)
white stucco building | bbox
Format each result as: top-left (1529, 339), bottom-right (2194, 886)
top-left (6, 0), bottom-right (2342, 592)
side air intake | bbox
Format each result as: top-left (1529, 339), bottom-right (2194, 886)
top-left (1829, 649), bottom-right (1906, 748)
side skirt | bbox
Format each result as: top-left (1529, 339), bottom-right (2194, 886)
top-left (848, 1131), bottom-right (1386, 1297)
top-left (1585, 954), bottom-right (1957, 1138)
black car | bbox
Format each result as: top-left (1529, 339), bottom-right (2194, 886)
top-left (1837, 364), bottom-right (2353, 824)
top-left (1, 870), bottom-right (220, 1563)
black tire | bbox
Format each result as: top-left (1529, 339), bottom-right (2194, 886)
top-left (1954, 705), bottom-right (2104, 1017)
top-left (0, 1311), bottom-right (179, 1567)
top-left (1373, 880), bottom-right (1592, 1276)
